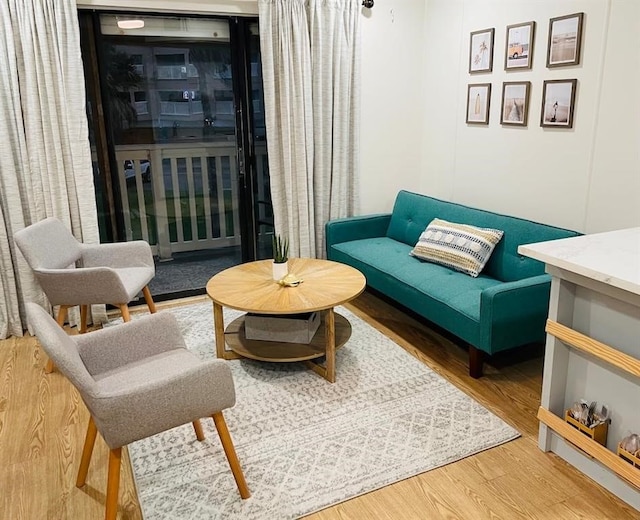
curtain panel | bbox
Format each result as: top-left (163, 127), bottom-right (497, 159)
top-left (0, 0), bottom-right (98, 339)
top-left (259, 0), bottom-right (361, 259)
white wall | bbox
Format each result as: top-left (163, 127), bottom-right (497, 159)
top-left (584, 1), bottom-right (640, 232)
top-left (357, 0), bottom-right (426, 214)
top-left (419, 0), bottom-right (640, 233)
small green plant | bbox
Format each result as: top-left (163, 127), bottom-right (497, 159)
top-left (272, 234), bottom-right (289, 264)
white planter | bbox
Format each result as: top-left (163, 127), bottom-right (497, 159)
top-left (272, 260), bottom-right (288, 281)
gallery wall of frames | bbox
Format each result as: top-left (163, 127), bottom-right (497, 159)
top-left (466, 12), bottom-right (584, 129)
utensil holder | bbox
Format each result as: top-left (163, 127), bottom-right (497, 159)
top-left (564, 410), bottom-right (608, 446)
top-left (617, 444), bottom-right (640, 468)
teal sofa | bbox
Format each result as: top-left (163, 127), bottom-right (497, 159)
top-left (326, 190), bottom-right (579, 377)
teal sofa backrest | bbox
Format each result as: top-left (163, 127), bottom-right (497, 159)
top-left (386, 190), bottom-right (579, 282)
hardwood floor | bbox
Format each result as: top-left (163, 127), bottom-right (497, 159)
top-left (1, 292), bottom-right (637, 519)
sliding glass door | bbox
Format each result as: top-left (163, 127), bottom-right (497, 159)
top-left (80, 12), bottom-right (272, 299)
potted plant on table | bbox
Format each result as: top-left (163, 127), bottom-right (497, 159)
top-left (272, 233), bottom-right (289, 281)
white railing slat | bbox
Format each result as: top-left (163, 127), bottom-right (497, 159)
top-left (170, 157), bottom-right (184, 244)
top-left (185, 155), bottom-right (198, 242)
top-left (201, 155), bottom-right (213, 240)
top-left (216, 155), bottom-right (226, 238)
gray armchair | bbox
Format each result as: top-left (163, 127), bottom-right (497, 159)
top-left (26, 303), bottom-right (250, 520)
top-left (14, 217), bottom-right (157, 371)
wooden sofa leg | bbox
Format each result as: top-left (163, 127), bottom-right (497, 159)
top-left (468, 345), bottom-right (484, 378)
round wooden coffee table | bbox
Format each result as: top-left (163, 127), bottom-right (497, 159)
top-left (206, 258), bottom-right (366, 382)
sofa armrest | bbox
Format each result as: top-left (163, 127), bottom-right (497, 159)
top-left (479, 274), bottom-right (552, 353)
top-left (325, 214), bottom-right (391, 252)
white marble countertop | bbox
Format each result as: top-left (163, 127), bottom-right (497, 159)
top-left (518, 227), bottom-right (640, 296)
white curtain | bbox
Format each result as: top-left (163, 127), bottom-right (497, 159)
top-left (259, 0), bottom-right (361, 258)
top-left (0, 0), bottom-right (99, 339)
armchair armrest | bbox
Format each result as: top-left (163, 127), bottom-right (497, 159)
top-left (80, 241), bottom-right (154, 269)
top-left (75, 312), bottom-right (186, 376)
top-left (479, 274), bottom-right (552, 353)
top-left (325, 214), bottom-right (391, 251)
top-left (88, 359), bottom-right (235, 448)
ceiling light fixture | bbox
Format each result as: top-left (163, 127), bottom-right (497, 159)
top-left (117, 18), bottom-right (145, 30)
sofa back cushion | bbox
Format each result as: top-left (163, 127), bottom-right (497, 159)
top-left (386, 190), bottom-right (579, 282)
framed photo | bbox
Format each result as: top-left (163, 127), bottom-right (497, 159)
top-left (504, 21), bottom-right (535, 70)
top-left (540, 79), bottom-right (577, 128)
top-left (469, 28), bottom-right (495, 73)
top-left (466, 83), bottom-right (491, 125)
top-left (546, 12), bottom-right (584, 67)
top-left (500, 81), bottom-right (531, 126)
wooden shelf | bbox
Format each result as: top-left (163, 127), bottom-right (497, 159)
top-left (224, 313), bottom-right (351, 362)
top-left (546, 320), bottom-right (640, 378)
top-left (542, 320), bottom-right (640, 492)
top-left (538, 407), bottom-right (640, 490)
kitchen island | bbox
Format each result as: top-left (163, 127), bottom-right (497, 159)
top-left (519, 227), bottom-right (640, 511)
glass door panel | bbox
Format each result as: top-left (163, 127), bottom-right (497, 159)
top-left (83, 14), bottom-right (269, 298)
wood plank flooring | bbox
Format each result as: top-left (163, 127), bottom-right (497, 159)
top-left (1, 292), bottom-right (637, 519)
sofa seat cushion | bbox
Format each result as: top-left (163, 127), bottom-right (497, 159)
top-left (401, 268), bottom-right (500, 321)
top-left (330, 236), bottom-right (419, 279)
top-left (329, 237), bottom-right (501, 322)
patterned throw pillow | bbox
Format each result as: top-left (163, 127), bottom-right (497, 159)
top-left (410, 218), bottom-right (504, 277)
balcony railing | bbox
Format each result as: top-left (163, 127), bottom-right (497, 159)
top-left (114, 142), bottom-right (268, 260)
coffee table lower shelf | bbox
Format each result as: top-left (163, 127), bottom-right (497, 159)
top-left (224, 313), bottom-right (351, 362)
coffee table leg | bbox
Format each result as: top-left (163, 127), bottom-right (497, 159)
top-left (325, 307), bottom-right (336, 383)
top-left (303, 307), bottom-right (337, 382)
top-left (213, 302), bottom-right (225, 359)
top-left (213, 301), bottom-right (243, 360)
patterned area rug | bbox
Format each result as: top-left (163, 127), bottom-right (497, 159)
top-left (128, 302), bottom-right (519, 519)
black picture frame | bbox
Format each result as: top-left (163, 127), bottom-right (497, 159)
top-left (469, 28), bottom-right (495, 73)
top-left (505, 21), bottom-right (535, 70)
top-left (540, 79), bottom-right (578, 128)
top-left (500, 81), bottom-right (531, 126)
top-left (466, 83), bottom-right (492, 125)
top-left (546, 13), bottom-right (584, 67)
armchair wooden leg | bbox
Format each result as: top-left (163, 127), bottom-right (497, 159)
top-left (44, 358), bottom-right (55, 374)
top-left (105, 448), bottom-right (122, 520)
top-left (192, 419), bottom-right (205, 441)
top-left (212, 412), bottom-right (250, 499)
top-left (45, 305), bottom-right (70, 373)
top-left (56, 305), bottom-right (69, 328)
top-left (118, 304), bottom-right (131, 323)
top-left (77, 417), bottom-right (98, 487)
top-left (142, 286), bottom-right (157, 314)
top-left (80, 305), bottom-right (88, 333)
